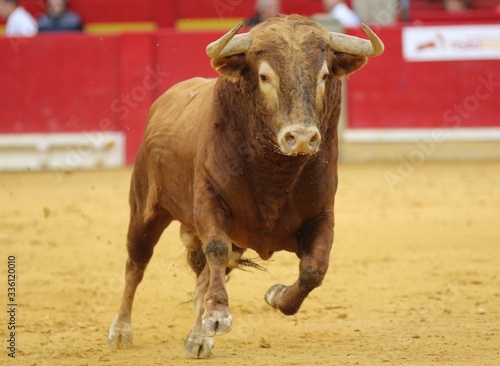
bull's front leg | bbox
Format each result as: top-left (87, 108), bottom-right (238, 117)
top-left (265, 210), bottom-right (334, 315)
top-left (194, 181), bottom-right (233, 337)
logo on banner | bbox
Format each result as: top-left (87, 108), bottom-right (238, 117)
top-left (403, 25), bottom-right (500, 61)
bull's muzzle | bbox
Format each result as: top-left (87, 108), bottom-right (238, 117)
top-left (277, 125), bottom-right (321, 156)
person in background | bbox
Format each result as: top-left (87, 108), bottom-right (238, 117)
top-left (245, 0), bottom-right (281, 27)
top-left (442, 0), bottom-right (469, 12)
top-left (352, 0), bottom-right (397, 25)
top-left (0, 0), bottom-right (38, 36)
top-left (38, 0), bottom-right (82, 32)
top-left (322, 0), bottom-right (361, 27)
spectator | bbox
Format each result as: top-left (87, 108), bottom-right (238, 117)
top-left (322, 0), bottom-right (361, 27)
top-left (38, 0), bottom-right (82, 32)
top-left (352, 0), bottom-right (397, 25)
top-left (443, 0), bottom-right (469, 12)
top-left (0, 0), bottom-right (38, 36)
top-left (245, 0), bottom-right (281, 27)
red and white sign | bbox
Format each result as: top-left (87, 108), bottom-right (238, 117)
top-left (403, 25), bottom-right (500, 62)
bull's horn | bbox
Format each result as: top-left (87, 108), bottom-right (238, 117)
top-left (329, 24), bottom-right (384, 57)
top-left (206, 22), bottom-right (253, 59)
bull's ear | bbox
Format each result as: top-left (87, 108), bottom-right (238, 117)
top-left (211, 54), bottom-right (247, 82)
top-left (330, 53), bottom-right (367, 77)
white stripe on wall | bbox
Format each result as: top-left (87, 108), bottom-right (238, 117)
top-left (343, 128), bottom-right (500, 143)
top-left (0, 132), bottom-right (125, 171)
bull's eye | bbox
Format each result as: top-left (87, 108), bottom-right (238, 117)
top-left (257, 61), bottom-right (278, 104)
top-left (316, 61), bottom-right (330, 109)
top-left (319, 61), bottom-right (330, 82)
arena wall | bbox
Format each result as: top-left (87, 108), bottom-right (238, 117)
top-left (1, 23), bottom-right (499, 170)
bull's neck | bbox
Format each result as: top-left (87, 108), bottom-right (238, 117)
top-left (250, 133), bottom-right (310, 178)
top-left (212, 80), bottom-right (332, 227)
top-left (231, 118), bottom-right (313, 222)
top-left (236, 138), bottom-right (310, 228)
top-left (214, 80), bottom-right (314, 186)
top-left (218, 81), bottom-right (315, 178)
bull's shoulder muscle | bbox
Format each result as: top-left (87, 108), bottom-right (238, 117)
top-left (144, 77), bottom-right (217, 147)
top-left (150, 77), bottom-right (216, 121)
top-left (137, 78), bottom-right (218, 224)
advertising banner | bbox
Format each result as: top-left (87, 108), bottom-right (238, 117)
top-left (403, 25), bottom-right (500, 62)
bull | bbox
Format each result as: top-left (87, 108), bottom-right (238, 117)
top-left (108, 14), bottom-right (383, 358)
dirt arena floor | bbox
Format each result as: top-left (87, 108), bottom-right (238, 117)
top-left (1, 161), bottom-right (499, 365)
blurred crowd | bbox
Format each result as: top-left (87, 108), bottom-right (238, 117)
top-left (0, 0), bottom-right (81, 36)
top-left (1, 0), bottom-right (498, 37)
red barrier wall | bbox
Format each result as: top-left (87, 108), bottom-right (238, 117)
top-left (1, 25), bottom-right (499, 165)
top-left (0, 34), bottom-right (122, 133)
top-left (153, 30), bottom-right (218, 91)
top-left (0, 30), bottom-right (222, 164)
top-left (346, 26), bottom-right (500, 129)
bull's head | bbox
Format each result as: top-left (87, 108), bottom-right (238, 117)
top-left (206, 15), bottom-right (384, 156)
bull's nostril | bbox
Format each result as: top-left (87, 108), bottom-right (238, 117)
top-left (285, 132), bottom-right (296, 146)
top-left (278, 125), bottom-right (320, 155)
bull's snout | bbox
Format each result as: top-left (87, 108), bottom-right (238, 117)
top-left (277, 125), bottom-right (321, 156)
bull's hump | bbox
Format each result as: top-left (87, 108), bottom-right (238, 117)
top-left (165, 77), bottom-right (215, 101)
top-left (149, 77), bottom-right (215, 126)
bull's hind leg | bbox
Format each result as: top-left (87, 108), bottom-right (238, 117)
top-left (181, 225), bottom-right (214, 358)
top-left (108, 210), bottom-right (171, 348)
top-left (108, 165), bottom-right (172, 348)
top-left (185, 264), bottom-right (214, 358)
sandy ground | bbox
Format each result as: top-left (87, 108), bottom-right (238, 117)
top-left (1, 161), bottom-right (499, 366)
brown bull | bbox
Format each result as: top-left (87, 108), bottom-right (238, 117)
top-left (108, 14), bottom-right (383, 358)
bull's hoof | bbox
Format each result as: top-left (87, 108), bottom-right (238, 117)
top-left (108, 316), bottom-right (133, 349)
top-left (184, 331), bottom-right (214, 358)
top-left (264, 284), bottom-right (287, 310)
top-left (201, 308), bottom-right (232, 336)
top-left (265, 284), bottom-right (302, 315)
